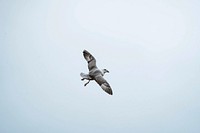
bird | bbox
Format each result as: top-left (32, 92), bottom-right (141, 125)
top-left (80, 50), bottom-right (113, 95)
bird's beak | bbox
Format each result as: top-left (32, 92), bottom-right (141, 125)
top-left (107, 70), bottom-right (109, 73)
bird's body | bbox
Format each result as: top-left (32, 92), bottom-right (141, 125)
top-left (80, 50), bottom-right (113, 95)
top-left (89, 69), bottom-right (103, 77)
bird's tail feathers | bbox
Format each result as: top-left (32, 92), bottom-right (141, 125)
top-left (80, 73), bottom-right (89, 78)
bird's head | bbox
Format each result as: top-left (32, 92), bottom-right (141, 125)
top-left (102, 69), bottom-right (109, 75)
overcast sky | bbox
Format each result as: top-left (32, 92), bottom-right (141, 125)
top-left (1, 0), bottom-right (200, 133)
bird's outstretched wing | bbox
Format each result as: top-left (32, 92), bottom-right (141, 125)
top-left (94, 75), bottom-right (113, 95)
top-left (83, 50), bottom-right (97, 71)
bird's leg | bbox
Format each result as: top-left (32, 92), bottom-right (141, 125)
top-left (81, 78), bottom-right (88, 81)
top-left (84, 80), bottom-right (90, 86)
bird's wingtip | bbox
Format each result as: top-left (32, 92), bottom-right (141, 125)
top-left (109, 90), bottom-right (113, 95)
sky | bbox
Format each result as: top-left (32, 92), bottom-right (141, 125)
top-left (1, 0), bottom-right (200, 133)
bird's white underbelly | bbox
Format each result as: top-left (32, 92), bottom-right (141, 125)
top-left (89, 68), bottom-right (103, 77)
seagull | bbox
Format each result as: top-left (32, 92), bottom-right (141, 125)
top-left (80, 50), bottom-right (113, 95)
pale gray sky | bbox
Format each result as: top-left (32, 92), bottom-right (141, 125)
top-left (1, 0), bottom-right (200, 133)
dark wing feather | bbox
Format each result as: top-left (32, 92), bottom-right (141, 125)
top-left (94, 75), bottom-right (113, 95)
top-left (83, 50), bottom-right (97, 71)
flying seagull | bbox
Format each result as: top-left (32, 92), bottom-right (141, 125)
top-left (80, 50), bottom-right (113, 95)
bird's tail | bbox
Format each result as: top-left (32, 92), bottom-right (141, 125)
top-left (80, 73), bottom-right (90, 78)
